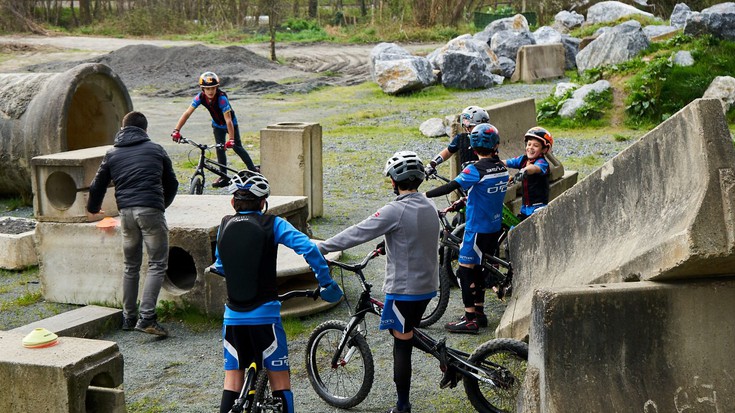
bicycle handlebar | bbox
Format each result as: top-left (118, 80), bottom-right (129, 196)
top-left (325, 244), bottom-right (385, 273)
top-left (178, 136), bottom-right (227, 150)
top-left (208, 266), bottom-right (320, 301)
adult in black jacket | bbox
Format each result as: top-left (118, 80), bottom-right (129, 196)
top-left (87, 111), bottom-right (179, 336)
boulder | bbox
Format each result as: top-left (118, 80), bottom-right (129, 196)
top-left (561, 35), bottom-right (581, 70)
top-left (419, 118), bottom-right (447, 138)
top-left (670, 3), bottom-right (694, 28)
top-left (559, 80), bottom-right (611, 118)
top-left (553, 10), bottom-right (585, 32)
top-left (497, 56), bottom-right (517, 78)
top-left (684, 2), bottom-right (735, 40)
top-left (373, 57), bottom-right (436, 95)
top-left (369, 42), bottom-right (413, 80)
top-left (703, 75), bottom-right (735, 112)
top-left (474, 14), bottom-right (530, 45)
top-left (576, 21), bottom-right (650, 73)
top-left (670, 50), bottom-right (694, 66)
top-left (439, 51), bottom-right (497, 89)
top-left (428, 34), bottom-right (499, 72)
top-left (491, 29), bottom-right (536, 60)
top-left (533, 26), bottom-right (563, 45)
top-left (586, 1), bottom-right (657, 25)
top-left (554, 82), bottom-right (579, 98)
top-left (642, 24), bottom-right (679, 40)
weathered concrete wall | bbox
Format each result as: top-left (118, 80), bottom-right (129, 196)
top-left (0, 63), bottom-right (132, 197)
top-left (510, 43), bottom-right (566, 83)
top-left (260, 122), bottom-right (323, 219)
top-left (525, 278), bottom-right (735, 413)
top-left (498, 98), bottom-right (735, 340)
top-left (0, 331), bottom-right (124, 413)
top-left (0, 217), bottom-right (37, 269)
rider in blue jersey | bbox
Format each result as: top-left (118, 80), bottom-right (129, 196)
top-left (425, 124), bottom-right (509, 334)
top-left (210, 171), bottom-right (342, 413)
top-left (504, 126), bottom-right (553, 219)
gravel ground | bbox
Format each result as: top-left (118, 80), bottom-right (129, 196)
top-left (0, 39), bottom-right (634, 412)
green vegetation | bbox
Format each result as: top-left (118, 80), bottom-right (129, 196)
top-left (0, 196), bottom-right (31, 212)
top-left (128, 396), bottom-right (174, 413)
top-left (537, 88), bottom-right (613, 128)
top-left (155, 300), bottom-right (221, 331)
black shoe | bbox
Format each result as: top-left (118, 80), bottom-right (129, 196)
top-left (445, 318), bottom-right (479, 334)
top-left (135, 318), bottom-right (168, 337)
top-left (121, 316), bottom-right (137, 331)
top-left (212, 177), bottom-right (230, 188)
top-left (439, 368), bottom-right (460, 389)
top-left (386, 404), bottom-right (411, 413)
top-left (461, 313), bottom-right (488, 328)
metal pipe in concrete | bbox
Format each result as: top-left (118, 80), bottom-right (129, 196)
top-left (0, 63), bottom-right (132, 197)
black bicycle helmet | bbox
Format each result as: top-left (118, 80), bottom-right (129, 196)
top-left (384, 151), bottom-right (425, 182)
top-left (228, 170), bottom-right (270, 200)
top-left (469, 123), bottom-right (500, 150)
top-left (198, 71), bottom-right (220, 87)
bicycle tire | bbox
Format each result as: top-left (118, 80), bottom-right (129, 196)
top-left (305, 320), bottom-right (374, 408)
top-left (419, 268), bottom-right (451, 327)
top-left (463, 338), bottom-right (528, 413)
top-left (252, 370), bottom-right (283, 412)
top-left (189, 174), bottom-right (204, 195)
top-left (441, 223), bottom-right (465, 288)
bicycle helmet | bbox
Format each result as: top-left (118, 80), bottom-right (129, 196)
top-left (524, 126), bottom-right (554, 149)
top-left (228, 170), bottom-right (270, 200)
top-left (469, 123), bottom-right (500, 150)
top-left (460, 106), bottom-right (490, 129)
top-left (384, 151), bottom-right (425, 182)
top-left (198, 71), bottom-right (220, 87)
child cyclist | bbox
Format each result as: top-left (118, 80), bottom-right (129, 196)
top-left (318, 151), bottom-right (440, 413)
top-left (504, 127), bottom-right (553, 220)
top-left (423, 105), bottom-right (489, 176)
top-left (171, 71), bottom-right (257, 187)
top-left (210, 170), bottom-right (343, 413)
top-left (425, 124), bottom-right (509, 334)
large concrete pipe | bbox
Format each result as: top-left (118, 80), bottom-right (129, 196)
top-left (0, 63), bottom-right (132, 197)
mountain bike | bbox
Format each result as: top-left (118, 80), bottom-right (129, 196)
top-left (305, 245), bottom-right (528, 413)
top-left (178, 136), bottom-right (238, 194)
top-left (221, 282), bottom-right (321, 412)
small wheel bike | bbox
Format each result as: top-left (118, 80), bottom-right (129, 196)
top-left (178, 136), bottom-right (238, 194)
top-left (223, 285), bottom-right (322, 413)
top-left (305, 245), bottom-right (528, 413)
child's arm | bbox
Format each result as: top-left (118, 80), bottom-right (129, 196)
top-left (172, 106), bottom-right (195, 141)
top-left (224, 110), bottom-right (236, 141)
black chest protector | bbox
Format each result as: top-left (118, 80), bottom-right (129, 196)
top-left (198, 89), bottom-right (232, 127)
top-left (520, 157), bottom-right (550, 206)
top-left (216, 213), bottom-right (278, 311)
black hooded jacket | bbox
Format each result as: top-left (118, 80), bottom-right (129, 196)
top-left (87, 126), bottom-right (179, 213)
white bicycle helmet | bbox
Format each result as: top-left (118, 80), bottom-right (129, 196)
top-left (460, 106), bottom-right (490, 129)
top-left (228, 170), bottom-right (270, 200)
top-left (384, 151), bottom-right (425, 182)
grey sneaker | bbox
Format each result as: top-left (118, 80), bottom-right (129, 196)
top-left (135, 318), bottom-right (168, 337)
top-left (121, 316), bottom-right (138, 331)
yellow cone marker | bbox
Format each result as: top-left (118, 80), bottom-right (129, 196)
top-left (22, 328), bottom-right (59, 349)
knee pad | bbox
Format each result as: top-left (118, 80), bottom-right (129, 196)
top-left (472, 266), bottom-right (486, 304)
top-left (457, 266), bottom-right (476, 308)
top-left (272, 389), bottom-right (294, 413)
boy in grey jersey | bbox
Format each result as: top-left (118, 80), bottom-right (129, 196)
top-left (318, 151), bottom-right (439, 413)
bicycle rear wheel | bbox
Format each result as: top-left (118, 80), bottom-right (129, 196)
top-left (252, 370), bottom-right (283, 412)
top-left (419, 269), bottom-right (451, 327)
top-left (305, 320), bottom-right (374, 408)
top-left (189, 174), bottom-right (204, 195)
top-left (463, 338), bottom-right (528, 413)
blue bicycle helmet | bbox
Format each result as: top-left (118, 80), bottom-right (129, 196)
top-left (469, 123), bottom-right (500, 150)
top-left (228, 170), bottom-right (270, 200)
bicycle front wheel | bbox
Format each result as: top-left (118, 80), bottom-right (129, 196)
top-left (253, 370), bottom-right (283, 413)
top-left (189, 174), bottom-right (204, 195)
top-left (463, 338), bottom-right (528, 413)
top-left (305, 320), bottom-right (374, 408)
top-left (419, 269), bottom-right (451, 327)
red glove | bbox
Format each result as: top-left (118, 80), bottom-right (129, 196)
top-left (171, 130), bottom-right (182, 142)
top-left (225, 139), bottom-right (235, 149)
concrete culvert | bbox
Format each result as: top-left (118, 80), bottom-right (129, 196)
top-left (0, 63), bottom-right (132, 197)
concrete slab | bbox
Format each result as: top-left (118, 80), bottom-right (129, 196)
top-left (0, 331), bottom-right (124, 413)
top-left (37, 194), bottom-right (339, 316)
top-left (0, 217), bottom-right (38, 269)
top-left (9, 305), bottom-right (121, 339)
top-left (525, 277), bottom-right (735, 412)
top-left (498, 98), bottom-right (735, 340)
top-left (510, 43), bottom-right (566, 83)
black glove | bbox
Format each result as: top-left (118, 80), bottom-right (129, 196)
top-left (514, 170), bottom-right (527, 183)
top-left (424, 161), bottom-right (437, 177)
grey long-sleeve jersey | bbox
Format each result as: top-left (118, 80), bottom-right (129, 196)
top-left (318, 192), bottom-right (440, 296)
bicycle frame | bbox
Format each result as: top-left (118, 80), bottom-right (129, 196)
top-left (180, 137), bottom-right (239, 194)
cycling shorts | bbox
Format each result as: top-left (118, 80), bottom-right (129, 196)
top-left (223, 323), bottom-right (289, 372)
top-left (458, 230), bottom-right (501, 266)
top-left (380, 298), bottom-right (430, 334)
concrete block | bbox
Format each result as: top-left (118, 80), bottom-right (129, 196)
top-left (0, 217), bottom-right (38, 269)
top-left (0, 331), bottom-right (124, 413)
top-left (260, 122), bottom-right (323, 219)
top-left (37, 194), bottom-right (338, 316)
top-left (31, 146), bottom-right (118, 222)
top-left (526, 278), bottom-right (735, 412)
top-left (498, 98), bottom-right (735, 340)
top-left (9, 305), bottom-right (121, 339)
top-left (510, 43), bottom-right (566, 83)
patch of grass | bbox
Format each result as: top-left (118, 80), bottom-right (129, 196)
top-left (155, 300), bottom-right (221, 331)
top-left (127, 396), bottom-right (175, 413)
top-left (0, 195), bottom-right (30, 212)
top-left (0, 291), bottom-right (42, 311)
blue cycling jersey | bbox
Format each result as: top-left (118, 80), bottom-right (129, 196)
top-left (454, 157), bottom-right (509, 234)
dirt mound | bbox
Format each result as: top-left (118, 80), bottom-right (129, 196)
top-left (25, 44), bottom-right (312, 97)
